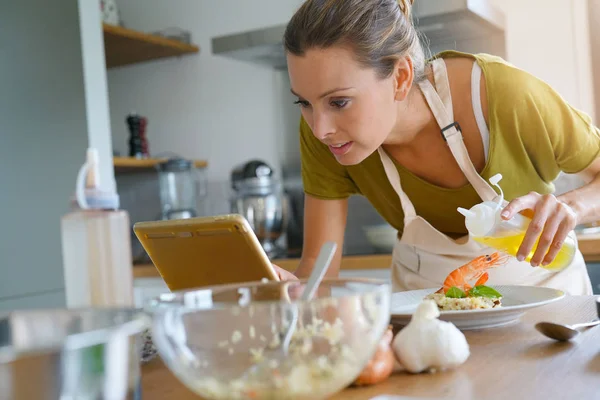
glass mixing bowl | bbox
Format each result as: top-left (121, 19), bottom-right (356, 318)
top-left (148, 278), bottom-right (391, 400)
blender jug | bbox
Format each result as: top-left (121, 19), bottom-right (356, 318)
top-left (156, 158), bottom-right (205, 220)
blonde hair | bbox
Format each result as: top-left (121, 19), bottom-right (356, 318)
top-left (284, 0), bottom-right (427, 82)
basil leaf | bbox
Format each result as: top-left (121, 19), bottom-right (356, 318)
top-left (468, 285), bottom-right (502, 298)
top-left (446, 287), bottom-right (467, 298)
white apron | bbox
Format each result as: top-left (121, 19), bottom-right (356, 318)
top-left (380, 58), bottom-right (593, 296)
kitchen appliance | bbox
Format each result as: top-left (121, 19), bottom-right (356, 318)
top-left (0, 308), bottom-right (150, 400)
top-left (211, 0), bottom-right (506, 70)
top-left (156, 158), bottom-right (204, 220)
top-left (230, 160), bottom-right (287, 258)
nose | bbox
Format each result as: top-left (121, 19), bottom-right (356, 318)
top-left (310, 111), bottom-right (335, 141)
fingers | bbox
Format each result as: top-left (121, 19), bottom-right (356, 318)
top-left (529, 203), bottom-right (562, 266)
top-left (516, 193), bottom-right (551, 263)
top-left (542, 207), bottom-right (577, 266)
top-left (501, 192), bottom-right (539, 220)
top-left (513, 194), bottom-right (578, 267)
top-left (275, 266), bottom-right (298, 281)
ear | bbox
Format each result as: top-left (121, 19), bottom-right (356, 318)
top-left (393, 56), bottom-right (414, 101)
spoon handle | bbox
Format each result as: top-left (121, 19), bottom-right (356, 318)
top-left (280, 241), bottom-right (337, 353)
top-left (301, 241), bottom-right (337, 301)
top-left (570, 319), bottom-right (600, 330)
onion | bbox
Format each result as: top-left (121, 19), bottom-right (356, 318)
top-left (352, 325), bottom-right (395, 386)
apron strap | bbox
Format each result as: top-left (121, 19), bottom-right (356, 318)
top-left (418, 60), bottom-right (498, 202)
top-left (471, 61), bottom-right (490, 163)
top-left (377, 148), bottom-right (417, 219)
top-left (432, 59), bottom-right (453, 120)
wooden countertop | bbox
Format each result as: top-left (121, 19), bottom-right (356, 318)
top-left (133, 232), bottom-right (600, 279)
top-left (577, 232), bottom-right (600, 261)
top-left (133, 253), bottom-right (392, 278)
top-left (141, 295), bottom-right (600, 400)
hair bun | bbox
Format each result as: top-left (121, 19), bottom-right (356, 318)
top-left (397, 0), bottom-right (414, 20)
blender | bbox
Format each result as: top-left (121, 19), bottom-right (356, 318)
top-left (156, 158), bottom-right (205, 220)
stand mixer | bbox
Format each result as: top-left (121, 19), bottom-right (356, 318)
top-left (230, 160), bottom-right (287, 259)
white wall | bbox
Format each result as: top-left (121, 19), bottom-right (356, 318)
top-left (488, 0), bottom-right (595, 195)
top-left (107, 0), bottom-right (304, 184)
top-left (490, 0), bottom-right (595, 120)
top-left (589, 0), bottom-right (600, 123)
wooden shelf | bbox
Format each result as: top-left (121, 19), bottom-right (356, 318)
top-left (103, 23), bottom-right (199, 68)
top-left (113, 157), bottom-right (207, 172)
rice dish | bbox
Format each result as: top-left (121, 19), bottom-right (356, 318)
top-left (425, 292), bottom-right (502, 311)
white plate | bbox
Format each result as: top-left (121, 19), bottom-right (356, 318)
top-left (390, 285), bottom-right (565, 330)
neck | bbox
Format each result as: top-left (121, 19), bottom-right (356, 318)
top-left (383, 79), bottom-right (436, 147)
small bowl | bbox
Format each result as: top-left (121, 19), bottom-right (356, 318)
top-left (363, 224), bottom-right (398, 253)
top-left (148, 278), bottom-right (391, 400)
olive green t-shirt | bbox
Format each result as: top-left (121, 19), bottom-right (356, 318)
top-left (300, 50), bottom-right (600, 237)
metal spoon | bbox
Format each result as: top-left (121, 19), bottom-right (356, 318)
top-left (242, 241), bottom-right (338, 380)
top-left (281, 241), bottom-right (337, 352)
top-left (535, 319), bottom-right (600, 341)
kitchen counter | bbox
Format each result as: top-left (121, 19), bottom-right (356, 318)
top-left (133, 254), bottom-right (393, 278)
top-left (140, 295), bottom-right (600, 400)
top-left (132, 232), bottom-right (600, 278)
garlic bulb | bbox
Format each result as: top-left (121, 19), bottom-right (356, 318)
top-left (392, 300), bottom-right (470, 373)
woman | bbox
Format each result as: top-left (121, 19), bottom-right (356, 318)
top-left (274, 0), bottom-right (600, 295)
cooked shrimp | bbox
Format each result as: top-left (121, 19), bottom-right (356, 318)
top-left (437, 252), bottom-right (510, 294)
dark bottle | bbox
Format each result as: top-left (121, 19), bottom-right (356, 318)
top-left (126, 113), bottom-right (145, 158)
top-left (139, 116), bottom-right (149, 157)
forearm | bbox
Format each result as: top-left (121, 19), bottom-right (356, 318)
top-left (294, 251), bottom-right (343, 279)
top-left (293, 256), bottom-right (315, 278)
top-left (557, 172), bottom-right (600, 225)
top-left (294, 195), bottom-right (348, 279)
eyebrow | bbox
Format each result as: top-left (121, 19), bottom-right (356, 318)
top-left (290, 87), bottom-right (354, 99)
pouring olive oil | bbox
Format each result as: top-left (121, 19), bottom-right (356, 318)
top-left (458, 174), bottom-right (576, 271)
top-left (473, 232), bottom-right (576, 271)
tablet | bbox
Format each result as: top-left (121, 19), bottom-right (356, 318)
top-left (133, 214), bottom-right (279, 291)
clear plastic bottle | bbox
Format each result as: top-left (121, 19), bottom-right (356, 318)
top-left (457, 174), bottom-right (576, 271)
top-left (61, 148), bottom-right (134, 308)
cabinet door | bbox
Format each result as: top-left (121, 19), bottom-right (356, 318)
top-left (0, 0), bottom-right (98, 310)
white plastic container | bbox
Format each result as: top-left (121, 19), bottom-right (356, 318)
top-left (457, 174), bottom-right (576, 271)
top-left (61, 148), bottom-right (134, 308)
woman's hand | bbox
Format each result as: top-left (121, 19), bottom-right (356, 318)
top-left (501, 192), bottom-right (579, 267)
top-left (272, 264), bottom-right (299, 281)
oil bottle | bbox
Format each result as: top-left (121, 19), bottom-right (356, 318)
top-left (60, 148), bottom-right (134, 308)
top-left (457, 174), bottom-right (576, 271)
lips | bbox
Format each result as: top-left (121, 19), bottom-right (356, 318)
top-left (328, 141), bottom-right (353, 156)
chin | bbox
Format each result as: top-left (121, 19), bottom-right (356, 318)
top-left (333, 150), bottom-right (369, 166)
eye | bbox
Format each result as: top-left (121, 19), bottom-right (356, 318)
top-left (294, 99), bottom-right (310, 108)
top-left (330, 99), bottom-right (349, 109)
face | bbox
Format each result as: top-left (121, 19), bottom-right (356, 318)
top-left (287, 46), bottom-right (408, 165)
